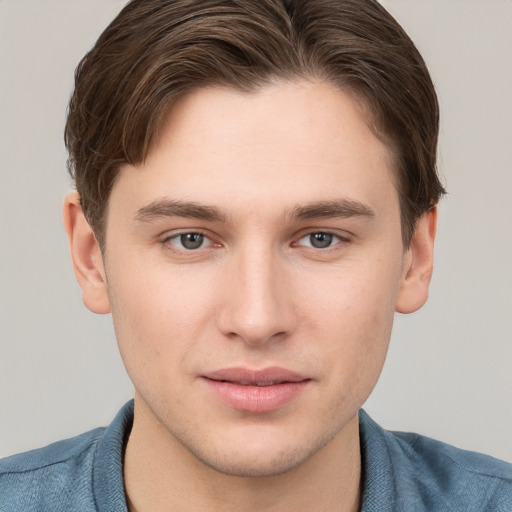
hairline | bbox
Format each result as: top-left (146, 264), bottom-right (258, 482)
top-left (93, 77), bottom-right (411, 253)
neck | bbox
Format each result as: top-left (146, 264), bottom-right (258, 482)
top-left (123, 396), bottom-right (361, 512)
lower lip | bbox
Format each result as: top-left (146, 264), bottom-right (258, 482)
top-left (203, 379), bottom-right (310, 413)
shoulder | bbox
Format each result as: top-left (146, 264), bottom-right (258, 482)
top-left (391, 429), bottom-right (512, 509)
top-left (0, 427), bottom-right (104, 474)
top-left (0, 401), bottom-right (133, 512)
top-left (359, 410), bottom-right (512, 512)
top-left (392, 428), bottom-right (512, 482)
top-left (0, 428), bottom-right (104, 512)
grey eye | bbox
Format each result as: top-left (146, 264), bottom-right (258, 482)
top-left (309, 232), bottom-right (334, 248)
top-left (178, 233), bottom-right (205, 250)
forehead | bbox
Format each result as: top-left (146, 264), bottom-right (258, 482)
top-left (112, 80), bottom-right (399, 221)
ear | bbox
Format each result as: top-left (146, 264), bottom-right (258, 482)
top-left (395, 208), bottom-right (437, 314)
top-left (63, 192), bottom-right (110, 314)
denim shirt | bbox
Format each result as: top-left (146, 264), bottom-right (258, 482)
top-left (1, 401), bottom-right (511, 511)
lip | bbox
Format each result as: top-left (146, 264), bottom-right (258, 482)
top-left (201, 366), bottom-right (311, 413)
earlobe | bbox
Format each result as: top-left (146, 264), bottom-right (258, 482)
top-left (63, 192), bottom-right (110, 314)
top-left (395, 208), bottom-right (437, 314)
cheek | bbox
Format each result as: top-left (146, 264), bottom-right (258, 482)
top-left (106, 259), bottom-right (218, 387)
top-left (301, 254), bottom-right (401, 331)
top-left (300, 256), bottom-right (402, 379)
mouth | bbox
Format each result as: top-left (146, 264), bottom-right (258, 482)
top-left (217, 380), bottom-right (287, 387)
top-left (201, 367), bottom-right (311, 413)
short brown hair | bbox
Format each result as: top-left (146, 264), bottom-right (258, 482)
top-left (65, 0), bottom-right (445, 248)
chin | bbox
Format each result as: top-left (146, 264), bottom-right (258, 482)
top-left (181, 426), bottom-right (338, 478)
top-left (191, 447), bottom-right (311, 478)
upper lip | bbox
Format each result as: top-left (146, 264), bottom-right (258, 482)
top-left (202, 366), bottom-right (310, 385)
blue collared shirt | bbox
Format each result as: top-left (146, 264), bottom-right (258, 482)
top-left (1, 401), bottom-right (511, 511)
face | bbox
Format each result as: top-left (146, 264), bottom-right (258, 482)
top-left (71, 81), bottom-right (433, 477)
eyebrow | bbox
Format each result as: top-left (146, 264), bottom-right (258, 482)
top-left (290, 199), bottom-right (375, 220)
top-left (135, 199), bottom-right (227, 223)
top-left (134, 197), bottom-right (375, 224)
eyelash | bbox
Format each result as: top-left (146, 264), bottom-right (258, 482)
top-left (162, 230), bottom-right (350, 253)
top-left (163, 231), bottom-right (217, 251)
top-left (294, 232), bottom-right (349, 250)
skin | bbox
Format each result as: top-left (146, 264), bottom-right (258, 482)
top-left (64, 80), bottom-right (436, 512)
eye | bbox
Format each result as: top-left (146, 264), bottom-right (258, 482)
top-left (297, 232), bottom-right (343, 249)
top-left (167, 232), bottom-right (210, 250)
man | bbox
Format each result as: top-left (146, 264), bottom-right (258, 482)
top-left (1, 1), bottom-right (510, 511)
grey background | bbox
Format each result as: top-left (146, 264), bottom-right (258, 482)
top-left (1, 0), bottom-right (511, 462)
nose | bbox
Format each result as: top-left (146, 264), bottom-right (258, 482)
top-left (215, 245), bottom-right (297, 346)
